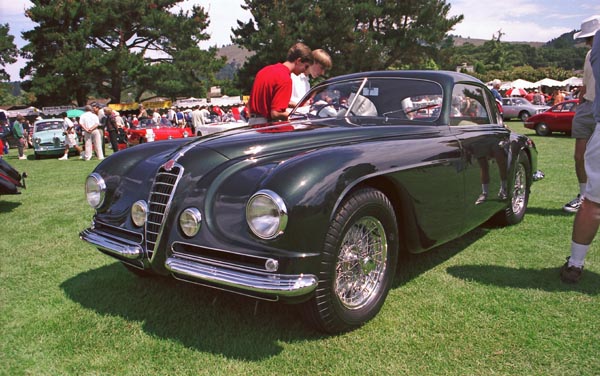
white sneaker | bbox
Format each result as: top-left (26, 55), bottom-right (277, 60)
top-left (18, 156), bottom-right (26, 160)
top-left (58, 155), bottom-right (68, 160)
top-left (563, 195), bottom-right (583, 213)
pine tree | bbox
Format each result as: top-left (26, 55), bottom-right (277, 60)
top-left (232, 0), bottom-right (463, 92)
top-left (20, 0), bottom-right (225, 106)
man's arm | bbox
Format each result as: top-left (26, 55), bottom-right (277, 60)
top-left (270, 109), bottom-right (289, 121)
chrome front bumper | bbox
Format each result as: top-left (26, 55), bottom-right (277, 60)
top-left (80, 228), bottom-right (143, 260)
top-left (80, 227), bottom-right (318, 300)
top-left (165, 256), bottom-right (318, 300)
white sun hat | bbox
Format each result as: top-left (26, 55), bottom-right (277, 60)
top-left (574, 15), bottom-right (600, 39)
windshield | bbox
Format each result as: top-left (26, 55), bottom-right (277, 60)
top-left (291, 77), bottom-right (443, 122)
top-left (34, 121), bottom-right (64, 132)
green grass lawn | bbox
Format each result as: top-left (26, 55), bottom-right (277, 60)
top-left (1, 122), bottom-right (598, 375)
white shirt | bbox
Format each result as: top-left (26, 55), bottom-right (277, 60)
top-left (291, 73), bottom-right (310, 105)
top-left (63, 117), bottom-right (74, 128)
top-left (191, 109), bottom-right (205, 128)
top-left (79, 111), bottom-right (100, 132)
top-left (199, 108), bottom-right (211, 122)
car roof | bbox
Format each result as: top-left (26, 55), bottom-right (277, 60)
top-left (35, 118), bottom-right (63, 123)
top-left (323, 70), bottom-right (484, 87)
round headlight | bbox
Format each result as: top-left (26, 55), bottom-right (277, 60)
top-left (246, 190), bottom-right (288, 239)
top-left (131, 200), bottom-right (148, 227)
top-left (179, 208), bottom-right (202, 237)
top-left (85, 173), bottom-right (106, 208)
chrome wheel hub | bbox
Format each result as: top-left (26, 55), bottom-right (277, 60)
top-left (334, 216), bottom-right (388, 310)
top-left (512, 163), bottom-right (526, 214)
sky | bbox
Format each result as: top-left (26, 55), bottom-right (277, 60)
top-left (2, 0), bottom-right (600, 81)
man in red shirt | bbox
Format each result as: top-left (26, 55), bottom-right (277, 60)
top-left (248, 42), bottom-right (313, 125)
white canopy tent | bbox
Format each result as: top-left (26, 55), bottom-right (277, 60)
top-left (211, 96), bottom-right (244, 107)
top-left (561, 76), bottom-right (583, 87)
top-left (174, 97), bottom-right (209, 108)
top-left (510, 78), bottom-right (537, 89)
top-left (534, 78), bottom-right (563, 87)
top-left (6, 106), bottom-right (43, 118)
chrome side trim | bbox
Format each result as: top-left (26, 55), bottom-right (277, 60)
top-left (165, 256), bottom-right (317, 298)
top-left (80, 228), bottom-right (143, 260)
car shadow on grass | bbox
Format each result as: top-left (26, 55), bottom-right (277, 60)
top-left (393, 227), bottom-right (489, 288)
top-left (0, 200), bottom-right (22, 212)
top-left (446, 264), bottom-right (600, 295)
top-left (60, 262), bottom-right (326, 360)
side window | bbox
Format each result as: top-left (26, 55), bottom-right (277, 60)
top-left (563, 102), bottom-right (575, 112)
top-left (450, 84), bottom-right (491, 126)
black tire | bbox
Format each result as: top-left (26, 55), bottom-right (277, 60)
top-left (494, 151), bottom-right (531, 226)
top-left (519, 111), bottom-right (531, 122)
top-left (34, 153), bottom-right (40, 160)
top-left (302, 187), bottom-right (399, 333)
top-left (535, 123), bottom-right (551, 136)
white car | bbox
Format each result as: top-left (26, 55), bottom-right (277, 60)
top-left (196, 120), bottom-right (247, 136)
top-left (501, 97), bottom-right (549, 121)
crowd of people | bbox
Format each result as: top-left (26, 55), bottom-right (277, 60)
top-left (0, 101), bottom-right (250, 161)
top-left (492, 80), bottom-right (580, 106)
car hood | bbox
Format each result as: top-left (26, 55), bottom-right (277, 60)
top-left (34, 129), bottom-right (64, 141)
top-left (182, 120), bottom-right (437, 161)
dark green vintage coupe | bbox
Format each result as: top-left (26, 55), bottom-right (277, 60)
top-left (81, 70), bottom-right (543, 333)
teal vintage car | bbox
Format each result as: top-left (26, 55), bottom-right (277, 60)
top-left (32, 119), bottom-right (69, 159)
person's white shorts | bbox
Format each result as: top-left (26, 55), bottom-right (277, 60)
top-left (66, 135), bottom-right (78, 147)
top-left (585, 122), bottom-right (600, 203)
top-left (572, 101), bottom-right (596, 139)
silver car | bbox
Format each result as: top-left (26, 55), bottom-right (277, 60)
top-left (501, 97), bottom-right (549, 121)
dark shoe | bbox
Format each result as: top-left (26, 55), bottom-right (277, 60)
top-left (498, 189), bottom-right (507, 200)
top-left (560, 257), bottom-right (583, 284)
top-left (563, 194), bottom-right (582, 213)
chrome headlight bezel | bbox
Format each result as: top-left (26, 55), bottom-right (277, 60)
top-left (179, 207), bottom-right (202, 237)
top-left (246, 189), bottom-right (288, 240)
top-left (85, 173), bottom-right (106, 209)
top-left (131, 200), bottom-right (148, 227)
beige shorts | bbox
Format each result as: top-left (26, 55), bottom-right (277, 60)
top-left (585, 122), bottom-right (600, 203)
top-left (571, 101), bottom-right (596, 139)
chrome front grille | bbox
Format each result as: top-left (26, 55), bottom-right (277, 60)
top-left (145, 163), bottom-right (183, 258)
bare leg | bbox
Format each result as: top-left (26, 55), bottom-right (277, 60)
top-left (572, 198), bottom-right (600, 245)
top-left (574, 138), bottom-right (588, 185)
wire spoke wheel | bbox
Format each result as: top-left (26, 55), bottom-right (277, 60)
top-left (335, 216), bottom-right (388, 310)
top-left (302, 187), bottom-right (398, 333)
top-left (511, 162), bottom-right (527, 215)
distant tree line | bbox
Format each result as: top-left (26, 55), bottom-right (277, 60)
top-left (0, 0), bottom-right (589, 107)
top-left (439, 31), bottom-right (587, 83)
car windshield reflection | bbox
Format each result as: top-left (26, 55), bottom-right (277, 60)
top-left (290, 77), bottom-right (443, 123)
top-left (34, 121), bottom-right (64, 132)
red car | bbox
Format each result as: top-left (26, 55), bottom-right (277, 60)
top-left (126, 119), bottom-right (192, 145)
top-left (524, 99), bottom-right (579, 136)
